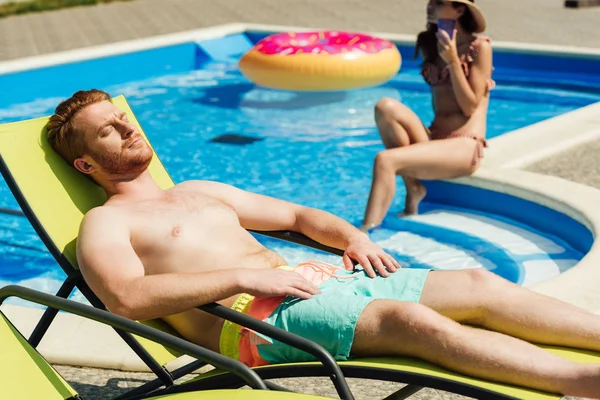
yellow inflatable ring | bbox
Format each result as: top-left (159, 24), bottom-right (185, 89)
top-left (239, 31), bottom-right (402, 91)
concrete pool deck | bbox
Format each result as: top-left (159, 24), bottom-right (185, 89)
top-left (1, 0), bottom-right (600, 61)
top-left (0, 0), bottom-right (599, 399)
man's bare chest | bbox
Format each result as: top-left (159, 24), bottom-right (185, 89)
top-left (124, 192), bottom-right (239, 253)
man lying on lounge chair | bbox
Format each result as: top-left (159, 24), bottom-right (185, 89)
top-left (47, 89), bottom-right (600, 398)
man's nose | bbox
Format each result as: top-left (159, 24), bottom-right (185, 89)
top-left (119, 121), bottom-right (135, 138)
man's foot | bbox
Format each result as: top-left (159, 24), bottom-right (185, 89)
top-left (402, 181), bottom-right (427, 215)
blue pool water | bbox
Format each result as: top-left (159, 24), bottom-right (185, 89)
top-left (0, 34), bottom-right (599, 301)
top-left (2, 59), bottom-right (600, 220)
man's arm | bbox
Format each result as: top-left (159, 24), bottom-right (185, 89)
top-left (77, 208), bottom-right (320, 321)
top-left (187, 181), bottom-right (401, 277)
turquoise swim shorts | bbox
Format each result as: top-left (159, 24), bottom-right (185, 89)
top-left (256, 267), bottom-right (431, 364)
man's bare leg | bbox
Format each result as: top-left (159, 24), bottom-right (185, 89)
top-left (352, 300), bottom-right (600, 397)
top-left (420, 269), bottom-right (600, 351)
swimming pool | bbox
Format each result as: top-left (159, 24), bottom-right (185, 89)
top-left (0, 30), bottom-right (599, 302)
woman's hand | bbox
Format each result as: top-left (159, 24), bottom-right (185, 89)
top-left (437, 28), bottom-right (460, 65)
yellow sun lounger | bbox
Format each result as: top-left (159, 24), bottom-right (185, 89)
top-left (1, 95), bottom-right (599, 400)
top-left (0, 285), bottom-right (326, 400)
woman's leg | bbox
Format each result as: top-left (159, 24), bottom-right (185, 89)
top-left (352, 300), bottom-right (600, 397)
top-left (362, 137), bottom-right (478, 228)
top-left (374, 98), bottom-right (430, 148)
top-left (362, 99), bottom-right (431, 229)
top-left (420, 269), bottom-right (600, 351)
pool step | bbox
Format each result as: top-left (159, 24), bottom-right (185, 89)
top-left (376, 208), bottom-right (582, 286)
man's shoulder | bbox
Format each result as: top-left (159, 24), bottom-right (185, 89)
top-left (80, 206), bottom-right (126, 235)
top-left (83, 205), bottom-right (120, 220)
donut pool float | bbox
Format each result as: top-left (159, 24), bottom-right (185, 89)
top-left (238, 31), bottom-right (402, 92)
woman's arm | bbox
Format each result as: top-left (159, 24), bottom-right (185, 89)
top-left (438, 30), bottom-right (493, 117)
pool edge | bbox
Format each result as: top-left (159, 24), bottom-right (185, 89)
top-left (454, 167), bottom-right (600, 313)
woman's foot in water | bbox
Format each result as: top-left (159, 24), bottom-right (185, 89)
top-left (401, 180), bottom-right (427, 215)
top-left (359, 223), bottom-right (377, 233)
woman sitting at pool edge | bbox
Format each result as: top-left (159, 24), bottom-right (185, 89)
top-left (362, 0), bottom-right (494, 230)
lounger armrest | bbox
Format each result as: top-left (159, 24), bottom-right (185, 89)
top-left (0, 285), bottom-right (268, 391)
top-left (250, 230), bottom-right (345, 256)
top-left (198, 302), bottom-right (354, 400)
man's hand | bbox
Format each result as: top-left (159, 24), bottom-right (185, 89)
top-left (239, 268), bottom-right (322, 300)
top-left (343, 237), bottom-right (401, 278)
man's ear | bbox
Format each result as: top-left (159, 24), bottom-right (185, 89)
top-left (73, 157), bottom-right (96, 175)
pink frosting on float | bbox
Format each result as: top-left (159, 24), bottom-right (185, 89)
top-left (252, 31), bottom-right (395, 56)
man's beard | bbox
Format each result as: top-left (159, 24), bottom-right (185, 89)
top-left (91, 142), bottom-right (153, 177)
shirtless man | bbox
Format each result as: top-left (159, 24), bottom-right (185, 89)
top-left (47, 90), bottom-right (600, 397)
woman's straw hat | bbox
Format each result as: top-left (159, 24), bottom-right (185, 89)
top-left (448, 0), bottom-right (487, 33)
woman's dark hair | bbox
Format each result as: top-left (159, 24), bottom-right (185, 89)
top-left (455, 1), bottom-right (478, 34)
top-left (414, 23), bottom-right (438, 63)
top-left (414, 0), bottom-right (478, 63)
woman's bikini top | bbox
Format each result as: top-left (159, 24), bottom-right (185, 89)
top-left (421, 36), bottom-right (496, 91)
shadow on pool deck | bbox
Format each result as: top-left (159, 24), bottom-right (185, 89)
top-left (53, 365), bottom-right (475, 400)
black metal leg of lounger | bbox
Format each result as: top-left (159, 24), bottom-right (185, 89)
top-left (264, 381), bottom-right (295, 392)
top-left (0, 285), bottom-right (269, 393)
top-left (113, 376), bottom-right (173, 400)
top-left (166, 359), bottom-right (207, 382)
top-left (74, 279), bottom-right (178, 393)
top-left (28, 277), bottom-right (77, 347)
top-left (382, 385), bottom-right (425, 400)
top-left (116, 328), bottom-right (175, 389)
top-left (114, 359), bottom-right (209, 400)
top-left (199, 303), bottom-right (354, 400)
